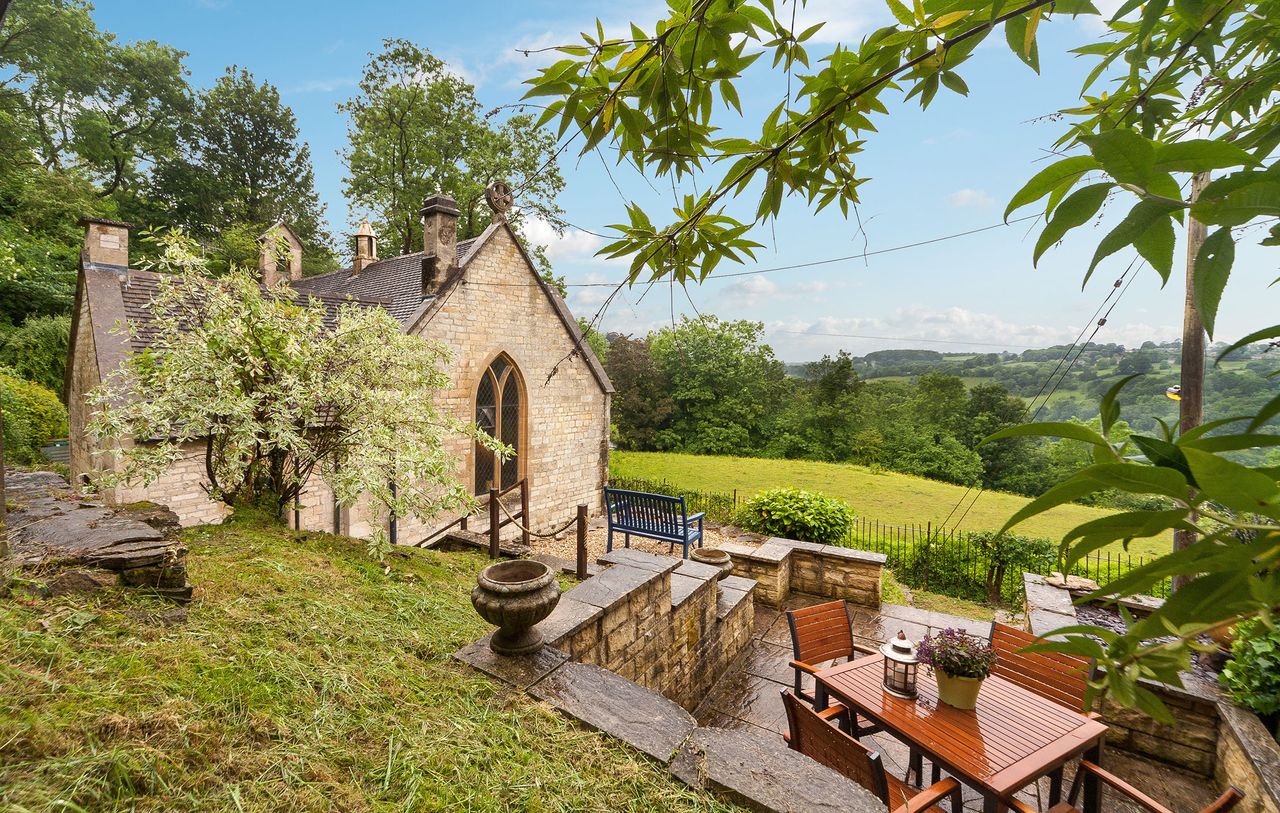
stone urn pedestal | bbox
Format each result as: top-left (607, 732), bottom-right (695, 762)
top-left (471, 560), bottom-right (561, 656)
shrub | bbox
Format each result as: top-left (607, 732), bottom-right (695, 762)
top-left (0, 371), bottom-right (67, 463)
top-left (735, 487), bottom-right (854, 545)
top-left (0, 314), bottom-right (70, 397)
top-left (1219, 619), bottom-right (1280, 718)
top-left (904, 530), bottom-right (1055, 605)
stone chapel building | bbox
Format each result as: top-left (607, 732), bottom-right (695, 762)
top-left (65, 190), bottom-right (613, 543)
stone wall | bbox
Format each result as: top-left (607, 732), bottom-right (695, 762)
top-left (1216, 702), bottom-right (1280, 813)
top-left (539, 549), bottom-right (755, 711)
top-left (718, 537), bottom-right (884, 608)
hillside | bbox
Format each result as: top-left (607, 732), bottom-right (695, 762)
top-left (0, 518), bottom-right (734, 813)
top-left (611, 451), bottom-right (1172, 558)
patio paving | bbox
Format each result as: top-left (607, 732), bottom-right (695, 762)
top-left (694, 593), bottom-right (1222, 813)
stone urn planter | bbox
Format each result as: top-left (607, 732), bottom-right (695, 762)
top-left (691, 548), bottom-right (734, 578)
top-left (471, 559), bottom-right (561, 656)
top-left (934, 671), bottom-right (984, 710)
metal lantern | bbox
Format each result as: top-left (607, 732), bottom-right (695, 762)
top-left (881, 630), bottom-right (919, 699)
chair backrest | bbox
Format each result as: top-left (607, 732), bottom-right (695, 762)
top-left (603, 488), bottom-right (687, 534)
top-left (782, 690), bottom-right (907, 808)
top-left (990, 622), bottom-right (1092, 712)
top-left (787, 600), bottom-right (855, 666)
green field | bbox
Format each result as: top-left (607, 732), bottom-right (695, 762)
top-left (610, 451), bottom-right (1171, 558)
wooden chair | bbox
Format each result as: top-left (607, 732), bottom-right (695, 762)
top-left (782, 690), bottom-right (963, 813)
top-left (785, 600), bottom-right (879, 735)
top-left (1004, 761), bottom-right (1244, 813)
top-left (990, 623), bottom-right (1096, 712)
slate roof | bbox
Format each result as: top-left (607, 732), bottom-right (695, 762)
top-left (290, 238), bottom-right (476, 322)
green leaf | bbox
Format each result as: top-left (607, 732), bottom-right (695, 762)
top-left (1193, 227), bottom-right (1235, 339)
top-left (886, 0), bottom-right (916, 27)
top-left (1034, 183), bottom-right (1111, 265)
top-left (1182, 448), bottom-right (1280, 513)
top-left (1100, 374), bottom-right (1141, 436)
top-left (982, 421), bottom-right (1109, 447)
top-left (1085, 463), bottom-right (1189, 499)
top-left (1152, 140), bottom-right (1258, 174)
top-left (940, 71), bottom-right (969, 96)
top-left (1063, 510), bottom-right (1194, 565)
top-left (1003, 13), bottom-right (1040, 72)
top-left (1133, 214), bottom-right (1175, 281)
top-left (1085, 129), bottom-right (1154, 186)
top-left (1216, 325), bottom-right (1280, 361)
top-left (1086, 199), bottom-right (1182, 286)
top-left (1193, 180), bottom-right (1280, 227)
top-left (998, 475), bottom-right (1105, 535)
top-left (1005, 155), bottom-right (1098, 220)
top-left (1248, 393), bottom-right (1280, 432)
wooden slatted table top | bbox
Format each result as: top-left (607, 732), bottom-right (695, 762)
top-left (817, 654), bottom-right (1108, 797)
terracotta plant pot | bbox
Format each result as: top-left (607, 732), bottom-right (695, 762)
top-left (935, 670), bottom-right (984, 710)
top-left (691, 547), bottom-right (734, 577)
top-left (1205, 620), bottom-right (1237, 652)
top-left (471, 559), bottom-right (561, 656)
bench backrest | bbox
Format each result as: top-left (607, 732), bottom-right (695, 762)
top-left (603, 488), bottom-right (688, 537)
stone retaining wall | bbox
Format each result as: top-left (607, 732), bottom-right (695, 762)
top-left (1023, 572), bottom-right (1280, 809)
top-left (718, 537), bottom-right (884, 608)
top-left (538, 549), bottom-right (755, 711)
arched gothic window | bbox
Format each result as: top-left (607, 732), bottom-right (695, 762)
top-left (474, 354), bottom-right (523, 494)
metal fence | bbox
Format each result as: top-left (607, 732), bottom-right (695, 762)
top-left (606, 475), bottom-right (1171, 600)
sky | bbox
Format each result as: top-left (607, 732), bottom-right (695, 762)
top-left (95, 0), bottom-right (1278, 362)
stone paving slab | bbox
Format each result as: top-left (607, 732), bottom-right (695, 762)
top-left (669, 572), bottom-right (706, 608)
top-left (567, 563), bottom-right (662, 609)
top-left (529, 661), bottom-right (696, 764)
top-left (451, 633), bottom-right (567, 690)
top-left (538, 596), bottom-right (602, 646)
top-left (717, 586), bottom-right (752, 621)
top-left (670, 726), bottom-right (885, 813)
top-left (675, 558), bottom-right (721, 581)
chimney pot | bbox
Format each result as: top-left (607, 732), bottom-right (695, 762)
top-left (258, 221), bottom-right (303, 286)
top-left (353, 218), bottom-right (378, 275)
top-left (79, 217), bottom-right (132, 269)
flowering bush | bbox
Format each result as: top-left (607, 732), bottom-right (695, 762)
top-left (735, 487), bottom-right (854, 545)
top-left (916, 628), bottom-right (995, 679)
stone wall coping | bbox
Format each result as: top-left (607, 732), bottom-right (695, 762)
top-left (567, 563), bottom-right (665, 609)
top-left (1023, 572), bottom-right (1076, 617)
top-left (716, 584), bottom-right (753, 621)
top-left (719, 575), bottom-right (757, 593)
top-left (769, 537), bottom-right (825, 552)
top-left (669, 572), bottom-right (709, 609)
top-left (675, 558), bottom-right (722, 581)
top-left (746, 542), bottom-right (793, 563)
top-left (817, 544), bottom-right (887, 565)
top-left (539, 596), bottom-right (604, 646)
top-left (1216, 700), bottom-right (1280, 809)
top-left (597, 548), bottom-right (683, 575)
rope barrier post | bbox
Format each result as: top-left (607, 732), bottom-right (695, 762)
top-left (488, 487), bottom-right (500, 559)
top-left (520, 478), bottom-right (530, 548)
top-left (575, 504), bottom-right (588, 580)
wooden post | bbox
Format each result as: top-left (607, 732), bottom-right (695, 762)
top-left (0, 402), bottom-right (6, 559)
top-left (1173, 171), bottom-right (1211, 593)
top-left (488, 487), bottom-right (500, 559)
top-left (520, 478), bottom-right (530, 548)
top-left (575, 504), bottom-right (588, 580)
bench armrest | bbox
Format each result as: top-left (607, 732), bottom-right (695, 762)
top-left (790, 659), bottom-right (820, 676)
top-left (686, 512), bottom-right (705, 523)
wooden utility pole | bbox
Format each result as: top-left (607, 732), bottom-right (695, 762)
top-left (1, 403), bottom-right (7, 559)
top-left (1172, 171), bottom-right (1211, 592)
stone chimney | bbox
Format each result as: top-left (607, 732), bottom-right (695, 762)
top-left (353, 218), bottom-right (377, 274)
top-left (420, 193), bottom-right (459, 296)
top-left (258, 221), bottom-right (303, 286)
top-left (80, 217), bottom-right (132, 269)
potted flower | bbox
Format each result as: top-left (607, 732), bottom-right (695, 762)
top-left (916, 628), bottom-right (995, 710)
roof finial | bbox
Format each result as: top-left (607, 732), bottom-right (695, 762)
top-left (484, 180), bottom-right (514, 222)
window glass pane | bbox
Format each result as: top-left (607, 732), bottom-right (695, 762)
top-left (501, 373), bottom-right (520, 487)
top-left (475, 372), bottom-right (497, 494)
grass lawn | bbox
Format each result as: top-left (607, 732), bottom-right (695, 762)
top-left (611, 451), bottom-right (1171, 559)
top-left (0, 518), bottom-right (735, 813)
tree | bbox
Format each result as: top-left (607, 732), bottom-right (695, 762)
top-left (604, 334), bottom-right (674, 450)
top-left (87, 230), bottom-right (501, 558)
top-left (151, 67), bottom-right (335, 274)
top-left (340, 40), bottom-right (565, 268)
top-left (523, 1), bottom-right (1280, 714)
top-left (648, 315), bottom-right (787, 455)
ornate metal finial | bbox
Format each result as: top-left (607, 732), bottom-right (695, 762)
top-left (485, 180), bottom-right (514, 220)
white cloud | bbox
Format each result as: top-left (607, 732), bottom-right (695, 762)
top-left (947, 188), bottom-right (996, 208)
top-left (793, 0), bottom-right (888, 43)
top-left (723, 276), bottom-right (780, 307)
top-left (765, 306), bottom-right (1179, 360)
top-left (289, 77), bottom-right (356, 94)
top-left (524, 217), bottom-right (606, 263)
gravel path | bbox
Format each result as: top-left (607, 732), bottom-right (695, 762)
top-left (529, 521), bottom-right (763, 564)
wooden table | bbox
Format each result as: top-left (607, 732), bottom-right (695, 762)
top-left (815, 654), bottom-right (1109, 813)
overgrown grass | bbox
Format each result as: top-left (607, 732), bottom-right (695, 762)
top-left (0, 517), bottom-right (737, 812)
top-left (612, 451), bottom-right (1170, 558)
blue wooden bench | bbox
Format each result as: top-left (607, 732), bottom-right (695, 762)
top-left (603, 487), bottom-right (705, 559)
